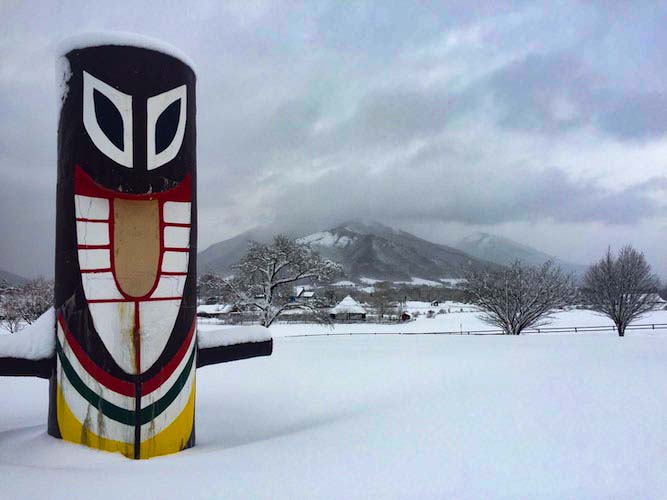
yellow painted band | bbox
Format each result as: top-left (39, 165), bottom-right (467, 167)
top-left (56, 383), bottom-right (135, 458)
top-left (56, 380), bottom-right (196, 459)
top-left (140, 381), bottom-right (196, 459)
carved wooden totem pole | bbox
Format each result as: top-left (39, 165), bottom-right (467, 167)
top-left (0, 37), bottom-right (272, 459)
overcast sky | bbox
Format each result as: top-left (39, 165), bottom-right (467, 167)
top-left (1, 0), bottom-right (666, 278)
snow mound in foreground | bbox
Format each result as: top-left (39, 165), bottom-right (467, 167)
top-left (198, 325), bottom-right (271, 349)
top-left (0, 307), bottom-right (54, 359)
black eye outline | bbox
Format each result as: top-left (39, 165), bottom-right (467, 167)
top-left (155, 99), bottom-right (181, 155)
top-left (82, 71), bottom-right (133, 168)
top-left (146, 85), bottom-right (187, 170)
top-left (93, 89), bottom-right (124, 150)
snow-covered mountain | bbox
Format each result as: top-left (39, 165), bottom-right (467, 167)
top-left (199, 220), bottom-right (495, 280)
top-left (198, 226), bottom-right (281, 276)
top-left (297, 220), bottom-right (494, 280)
top-left (0, 267), bottom-right (27, 286)
top-left (455, 232), bottom-right (588, 278)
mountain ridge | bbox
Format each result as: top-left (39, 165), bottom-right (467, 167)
top-left (455, 232), bottom-right (588, 278)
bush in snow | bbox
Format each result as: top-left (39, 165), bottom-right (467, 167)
top-left (463, 260), bottom-right (576, 335)
top-left (1, 278), bottom-right (53, 333)
top-left (581, 246), bottom-right (660, 337)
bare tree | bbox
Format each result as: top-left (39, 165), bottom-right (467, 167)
top-left (225, 235), bottom-right (342, 327)
top-left (463, 260), bottom-right (576, 335)
top-left (581, 246), bottom-right (660, 337)
top-left (0, 278), bottom-right (53, 333)
top-left (197, 271), bottom-right (231, 302)
top-left (368, 283), bottom-right (397, 322)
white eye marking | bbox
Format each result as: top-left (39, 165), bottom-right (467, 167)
top-left (147, 85), bottom-right (187, 170)
top-left (82, 71), bottom-right (133, 168)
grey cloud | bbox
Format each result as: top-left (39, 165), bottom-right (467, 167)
top-left (485, 53), bottom-right (596, 132)
top-left (598, 92), bottom-right (667, 141)
top-left (267, 133), bottom-right (666, 229)
top-left (480, 49), bottom-right (667, 141)
top-left (1, 1), bottom-right (666, 278)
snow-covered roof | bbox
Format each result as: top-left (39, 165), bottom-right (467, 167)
top-left (332, 280), bottom-right (356, 287)
top-left (57, 32), bottom-right (196, 69)
top-left (198, 325), bottom-right (272, 349)
top-left (197, 304), bottom-right (234, 315)
top-left (299, 291), bottom-right (316, 298)
top-left (331, 296), bottom-right (367, 315)
top-left (0, 307), bottom-right (54, 360)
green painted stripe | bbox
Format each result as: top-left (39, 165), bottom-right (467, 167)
top-left (56, 337), bottom-right (136, 426)
top-left (139, 346), bottom-right (195, 425)
top-left (57, 336), bottom-right (195, 428)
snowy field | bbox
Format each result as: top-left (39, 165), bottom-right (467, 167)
top-left (2, 318), bottom-right (667, 498)
top-left (201, 307), bottom-right (667, 338)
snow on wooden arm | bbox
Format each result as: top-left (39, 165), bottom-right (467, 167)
top-left (197, 325), bottom-right (272, 368)
top-left (0, 307), bottom-right (55, 378)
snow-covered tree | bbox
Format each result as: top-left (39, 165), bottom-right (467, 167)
top-left (225, 235), bottom-right (342, 327)
top-left (197, 271), bottom-right (229, 302)
top-left (463, 260), bottom-right (576, 335)
top-left (0, 278), bottom-right (53, 333)
top-left (581, 246), bottom-right (660, 337)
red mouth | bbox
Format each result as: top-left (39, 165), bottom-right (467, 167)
top-left (74, 164), bottom-right (192, 202)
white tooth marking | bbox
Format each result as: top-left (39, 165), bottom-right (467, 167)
top-left (151, 275), bottom-right (186, 298)
top-left (87, 302), bottom-right (137, 374)
top-left (161, 251), bottom-right (189, 273)
top-left (81, 272), bottom-right (124, 300)
top-left (75, 195), bottom-right (109, 220)
top-left (164, 226), bottom-right (190, 248)
top-left (78, 249), bottom-right (111, 270)
top-left (137, 299), bottom-right (183, 373)
top-left (76, 220), bottom-right (109, 246)
top-left (163, 202), bottom-right (191, 224)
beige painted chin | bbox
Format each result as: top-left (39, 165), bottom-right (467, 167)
top-left (113, 198), bottom-right (160, 298)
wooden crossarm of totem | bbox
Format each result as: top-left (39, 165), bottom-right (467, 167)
top-left (0, 35), bottom-right (272, 459)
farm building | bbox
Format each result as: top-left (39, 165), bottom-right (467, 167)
top-left (196, 303), bottom-right (238, 319)
top-left (330, 295), bottom-right (367, 321)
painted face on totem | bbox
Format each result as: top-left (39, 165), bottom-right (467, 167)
top-left (52, 44), bottom-right (197, 458)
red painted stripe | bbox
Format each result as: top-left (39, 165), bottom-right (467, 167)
top-left (57, 312), bottom-right (135, 397)
top-left (163, 222), bottom-right (191, 228)
top-left (163, 247), bottom-right (189, 252)
top-left (134, 301), bottom-right (141, 375)
top-left (74, 165), bottom-right (192, 202)
top-left (80, 268), bottom-right (112, 274)
top-left (160, 271), bottom-right (188, 276)
top-left (142, 319), bottom-right (196, 395)
top-left (76, 217), bottom-right (109, 223)
top-left (78, 244), bottom-right (111, 250)
top-left (86, 297), bottom-right (183, 304)
top-left (77, 245), bottom-right (111, 250)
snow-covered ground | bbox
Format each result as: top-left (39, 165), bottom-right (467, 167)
top-left (198, 307), bottom-right (667, 338)
top-left (2, 309), bottom-right (667, 498)
top-left (2, 331), bottom-right (667, 498)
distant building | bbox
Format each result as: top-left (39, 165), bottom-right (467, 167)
top-left (645, 293), bottom-right (667, 310)
top-left (332, 280), bottom-right (356, 288)
top-left (330, 295), bottom-right (367, 321)
top-left (197, 303), bottom-right (238, 319)
top-left (295, 287), bottom-right (317, 305)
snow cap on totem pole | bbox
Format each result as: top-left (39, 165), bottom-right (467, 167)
top-left (52, 33), bottom-right (198, 459)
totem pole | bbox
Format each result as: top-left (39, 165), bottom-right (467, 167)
top-left (0, 36), bottom-right (272, 459)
